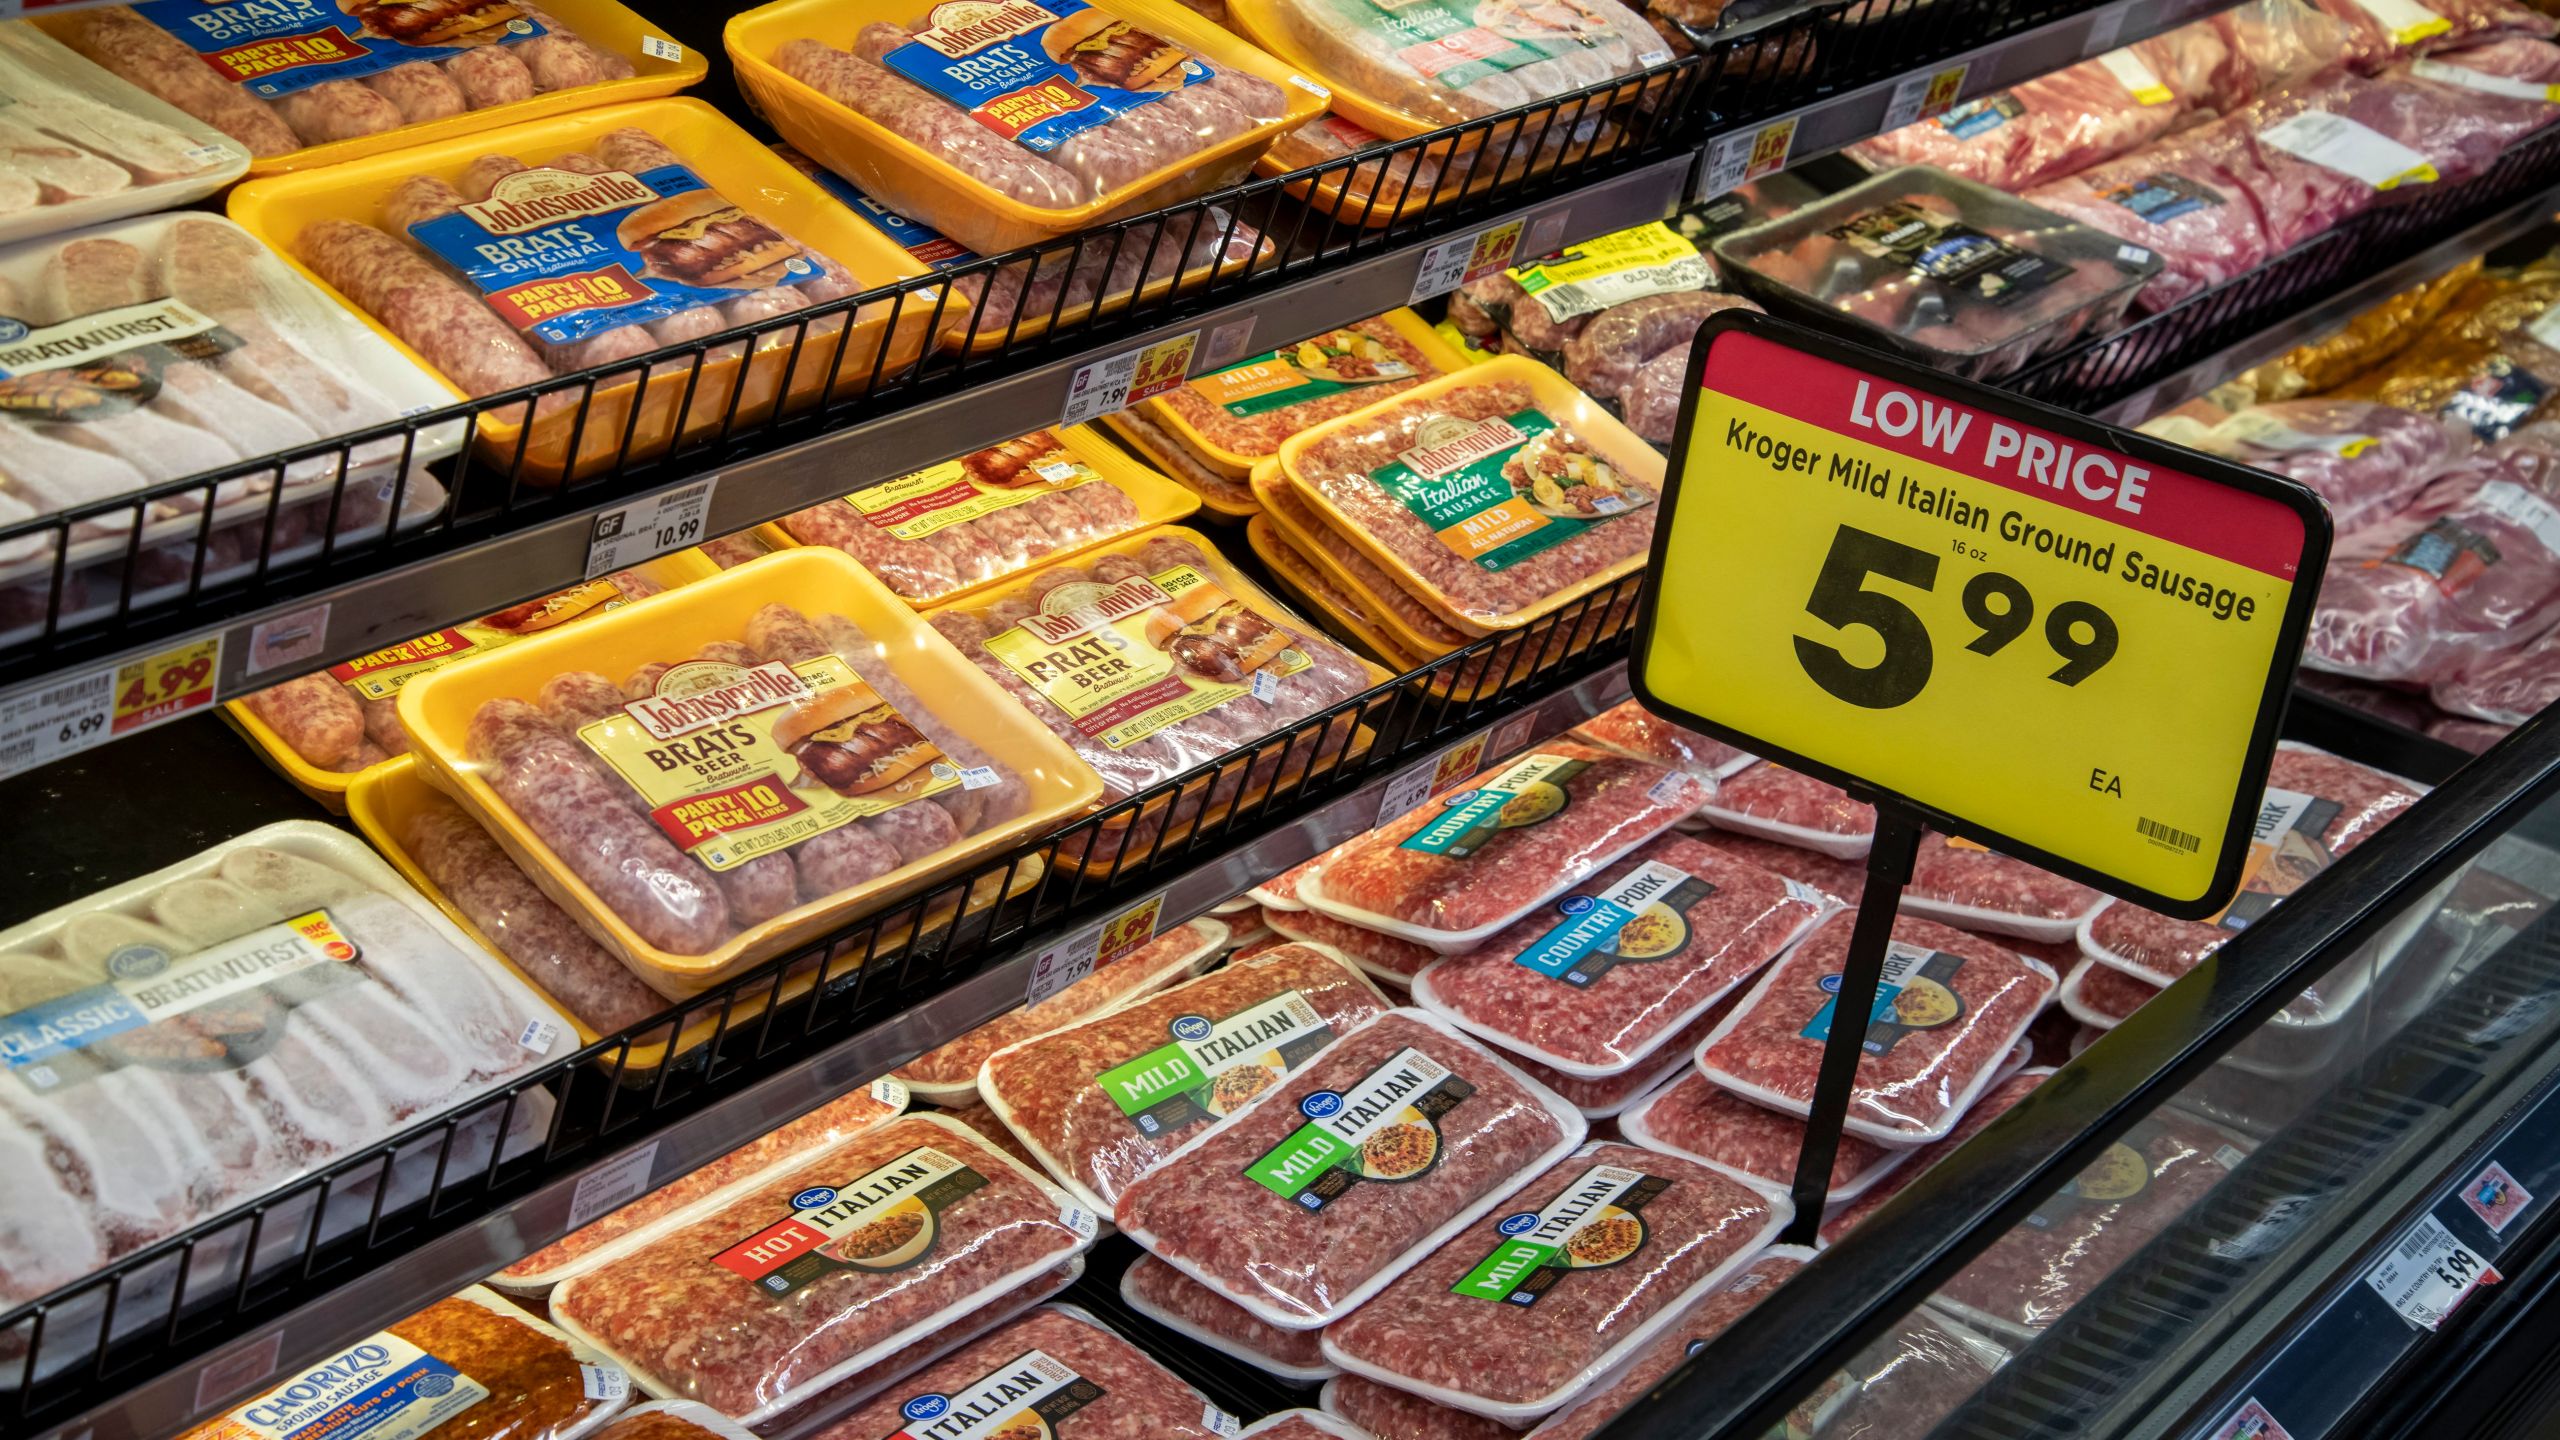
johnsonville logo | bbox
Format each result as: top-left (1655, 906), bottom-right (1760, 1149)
top-left (624, 661), bottom-right (810, 740)
top-left (910, 0), bottom-right (1060, 56)
top-left (1400, 416), bottom-right (1526, 479)
top-left (1014, 574), bottom-right (1176, 645)
top-left (462, 167), bottom-right (659, 237)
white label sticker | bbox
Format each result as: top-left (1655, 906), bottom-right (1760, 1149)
top-left (2117, 243), bottom-right (2154, 266)
top-left (566, 1141), bottom-right (661, 1230)
top-left (1063, 1204), bottom-right (1100, 1239)
top-left (2473, 480), bottom-right (2560, 557)
top-left (2410, 57), bottom-right (2559, 102)
top-left (2098, 49), bottom-right (2173, 104)
top-left (585, 478), bottom-right (717, 581)
top-left (1059, 331), bottom-right (1201, 426)
top-left (2257, 112), bottom-right (2438, 189)
top-left (1378, 757), bottom-right (1448, 826)
top-left (580, 1363), bottom-right (630, 1401)
top-left (1027, 924), bottom-right (1103, 1005)
top-left (1412, 234), bottom-right (1483, 304)
top-left (1698, 115), bottom-right (1799, 199)
top-left (1206, 1405), bottom-right (1243, 1436)
top-left (2365, 1212), bottom-right (2498, 1330)
top-left (640, 34), bottom-right (685, 62)
top-left (245, 603), bottom-right (332, 678)
top-left (959, 765), bottom-right (1001, 790)
top-left (0, 668), bottom-right (113, 779)
top-left (519, 1018), bottom-right (562, 1054)
top-left (2351, 0), bottom-right (2452, 43)
top-left (1287, 73), bottom-right (1332, 98)
top-left (2083, 4), bottom-right (2129, 54)
top-left (1251, 669), bottom-right (1282, 704)
top-left (1784, 877), bottom-right (1830, 906)
top-left (870, 1077), bottom-right (909, 1107)
top-left (1646, 773), bottom-right (1694, 807)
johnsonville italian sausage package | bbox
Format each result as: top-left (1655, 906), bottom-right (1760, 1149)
top-left (978, 940), bottom-right (1394, 1212)
top-left (1410, 833), bottom-right (1834, 1077)
top-left (1139, 310), bottom-right (1472, 483)
top-left (1525, 1245), bottom-right (1811, 1440)
top-left (1273, 357), bottom-right (1667, 636)
top-left (891, 918), bottom-right (1228, 1104)
top-left (396, 547), bottom-right (1100, 996)
top-left (1696, 914), bottom-right (2060, 1146)
top-left (36, 0), bottom-right (702, 173)
top-left (1114, 1009), bottom-right (1587, 1330)
top-left (1297, 742), bottom-right (1712, 953)
top-left (177, 1286), bottom-right (633, 1440)
top-left (763, 426), bottom-right (1197, 607)
top-left (0, 823), bottom-right (569, 1316)
top-left (1700, 763), bottom-right (1878, 859)
top-left (547, 1113), bottom-right (1100, 1424)
top-left (0, 24), bottom-right (249, 245)
top-left (1571, 698), bottom-right (1755, 785)
top-left (1249, 463), bottom-right (1479, 662)
top-left (1320, 1141), bottom-right (1787, 1422)
top-left (1249, 514), bottom-right (1428, 671)
top-left (1904, 833), bottom-right (2107, 943)
top-left (727, 0), bottom-right (1323, 257)
top-left (1121, 1252), bottom-right (1340, 1381)
top-left (1817, 1069), bottom-right (2050, 1245)
top-left (801, 1304), bottom-right (1240, 1440)
top-left (1323, 1375), bottom-right (1519, 1440)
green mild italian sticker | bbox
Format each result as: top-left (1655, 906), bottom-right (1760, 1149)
top-left (1093, 990), bottom-right (1337, 1136)
top-left (1371, 408), bottom-right (1653, 573)
top-left (1453, 1163), bottom-right (1667, 1305)
top-left (1400, 753), bottom-right (1585, 857)
top-left (1245, 1047), bottom-right (1476, 1210)
top-left (1187, 328), bottom-right (1420, 419)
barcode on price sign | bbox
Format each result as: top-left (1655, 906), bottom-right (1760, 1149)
top-left (586, 477), bottom-right (719, 580)
top-left (1061, 331), bottom-right (1201, 426)
top-left (1882, 64), bottom-right (1969, 129)
top-left (1699, 116), bottom-right (1799, 199)
top-left (2364, 1212), bottom-right (2498, 1330)
top-left (1410, 220), bottom-right (1525, 304)
top-left (0, 669), bottom-right (115, 778)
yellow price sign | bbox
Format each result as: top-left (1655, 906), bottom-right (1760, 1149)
top-left (1919, 64), bottom-right (1968, 119)
top-left (113, 634), bottom-right (223, 736)
top-left (1097, 894), bottom-right (1165, 966)
top-left (1635, 315), bottom-right (2328, 915)
top-left (1125, 333), bottom-right (1200, 406)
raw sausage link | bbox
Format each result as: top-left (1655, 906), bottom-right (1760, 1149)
top-left (444, 47), bottom-right (537, 108)
top-left (406, 803), bottom-right (665, 1030)
top-left (272, 80), bottom-right (404, 146)
top-left (364, 63), bottom-right (468, 123)
top-left (772, 38), bottom-right (1082, 210)
top-left (55, 9), bottom-right (299, 157)
top-left (246, 674), bottom-right (365, 768)
top-left (296, 219), bottom-right (554, 398)
top-left (1562, 292), bottom-right (1759, 407)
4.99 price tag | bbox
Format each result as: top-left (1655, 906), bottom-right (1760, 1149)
top-left (114, 634), bottom-right (222, 735)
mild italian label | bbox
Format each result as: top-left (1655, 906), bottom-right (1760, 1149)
top-left (1187, 328), bottom-right (1420, 419)
top-left (326, 580), bottom-right (635, 701)
top-left (1400, 753), bottom-right (1585, 857)
top-left (580, 656), bottom-right (958, 872)
top-left (1245, 1046), bottom-right (1475, 1210)
top-left (1514, 860), bottom-right (1716, 986)
top-left (129, 0), bottom-right (548, 97)
top-left (1373, 409), bottom-right (1653, 572)
top-left (1799, 940), bottom-right (1969, 1056)
top-left (1096, 989), bottom-right (1336, 1134)
top-left (1453, 1163), bottom-right (1666, 1305)
top-left (982, 563), bottom-right (1311, 750)
top-left (889, 1347), bottom-right (1103, 1440)
top-left (201, 1334), bottom-right (489, 1440)
top-left (0, 298), bottom-right (243, 422)
top-left (2214, 787), bottom-right (2342, 931)
top-left (844, 432), bottom-right (1101, 541)
top-left (713, 1145), bottom-right (986, 1298)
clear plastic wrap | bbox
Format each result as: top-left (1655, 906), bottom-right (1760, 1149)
top-left (1803, 1307), bottom-right (2012, 1440)
top-left (2435, 620), bottom-right (2560, 721)
top-left (1121, 1252), bottom-right (1339, 1380)
top-left (1114, 1009), bottom-right (1586, 1329)
top-left (1904, 834), bottom-right (2108, 942)
top-left (1816, 1070), bottom-right (2051, 1243)
top-left (1571, 699), bottom-right (1754, 783)
top-left (2232, 68), bottom-right (2520, 245)
top-left (1619, 1067), bottom-right (1905, 1202)
top-left (2396, 38), bottom-right (2560, 150)
top-left (2140, 398), bottom-right (2469, 533)
top-left (1689, 831), bottom-right (1871, 902)
top-left (1524, 1245), bottom-right (1810, 1439)
top-left (2022, 139), bottom-right (2277, 313)
top-left (2206, 0), bottom-right (2357, 109)
top-left (741, 1260), bottom-right (1083, 1436)
top-left (1265, 902), bottom-right (1444, 985)
top-left (594, 1400), bottom-right (761, 1440)
top-left (803, 1304), bottom-right (1238, 1440)
top-left (978, 941), bottom-right (1393, 1213)
top-left (1148, 310), bottom-right (1470, 477)
top-left (0, 24), bottom-right (247, 244)
top-left (2312, 0), bottom-right (2555, 73)
top-left (1509, 1001), bottom-right (1733, 1117)
top-left (2232, 257), bottom-right (2480, 400)
top-left (1224, 0), bottom-right (1670, 133)
top-left (1322, 1375), bottom-right (1520, 1440)
top-left (1700, 763), bottom-right (1877, 859)
top-left (1241, 1411), bottom-right (1370, 1439)
top-left (1561, 293), bottom-right (1761, 435)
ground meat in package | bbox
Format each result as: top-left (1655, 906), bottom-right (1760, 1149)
top-left (1572, 697), bottom-right (1754, 784)
top-left (1526, 1246), bottom-right (1810, 1439)
top-left (1239, 1412), bottom-right (1368, 1439)
top-left (1818, 1069), bottom-right (2051, 1243)
top-left (1701, 763), bottom-right (1878, 858)
top-left (1620, 1067), bottom-right (1906, 1203)
top-left (1324, 1375), bottom-right (1519, 1440)
top-left (1121, 1252), bottom-right (1337, 1380)
top-left (804, 1305), bottom-right (1238, 1440)
top-left (1905, 834), bottom-right (2106, 942)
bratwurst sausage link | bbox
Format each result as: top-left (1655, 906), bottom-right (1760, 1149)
top-left (55, 8), bottom-right (300, 157)
top-left (771, 38), bottom-right (1083, 211)
top-left (1563, 292), bottom-right (1759, 407)
top-left (297, 219), bottom-right (554, 399)
top-left (246, 674), bottom-right (365, 768)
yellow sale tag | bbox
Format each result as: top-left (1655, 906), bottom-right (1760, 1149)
top-left (1746, 119), bottom-right (1797, 182)
top-left (1920, 65), bottom-right (1968, 118)
top-left (1098, 895), bottom-right (1165, 966)
top-left (113, 634), bottom-right (222, 735)
top-left (1463, 220), bottom-right (1525, 287)
top-left (1126, 333), bottom-right (1200, 405)
top-left (1639, 319), bottom-right (2325, 913)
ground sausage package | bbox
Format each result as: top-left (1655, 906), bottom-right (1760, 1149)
top-left (547, 1113), bottom-right (1098, 1424)
top-left (1699, 764), bottom-right (1878, 859)
top-left (1264, 902), bottom-right (1442, 986)
top-left (1818, 1070), bottom-right (2051, 1245)
top-left (1298, 743), bottom-right (1712, 952)
top-left (1239, 1410), bottom-right (1369, 1439)
top-left (2059, 956), bottom-right (2161, 1029)
top-left (1120, 1252), bottom-right (1339, 1381)
top-left (892, 918), bottom-right (1228, 1104)
top-left (1619, 1068), bottom-right (1908, 1204)
top-left (979, 941), bottom-right (1393, 1213)
top-left (1143, 310), bottom-right (1470, 480)
top-left (179, 1287), bottom-right (632, 1440)
top-left (1904, 834), bottom-right (2107, 943)
top-left (1696, 915), bottom-right (2059, 1146)
top-left (594, 1400), bottom-right (762, 1440)
top-left (1525, 1245), bottom-right (1812, 1440)
top-left (1796, 1307), bottom-right (2013, 1439)
top-left (1114, 1009), bottom-right (1586, 1330)
top-left (1321, 1374), bottom-right (1520, 1440)
top-left (1691, 831), bottom-right (1871, 902)
top-left (1571, 698), bottom-right (1755, 785)
top-left (1512, 1001), bottom-right (1735, 1118)
top-left (1410, 833), bottom-right (1834, 1077)
top-left (1320, 1140), bottom-right (1787, 1422)
top-left (802, 1304), bottom-right (1239, 1440)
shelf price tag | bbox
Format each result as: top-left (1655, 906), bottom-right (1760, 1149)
top-left (1062, 330), bottom-right (1201, 426)
top-left (1378, 729), bottom-right (1494, 825)
top-left (2365, 1212), bottom-right (2498, 1330)
top-left (1635, 314), bottom-right (2327, 916)
top-left (0, 668), bottom-right (115, 778)
top-left (114, 634), bottom-right (222, 736)
top-left (1699, 116), bottom-right (1799, 199)
top-left (586, 477), bottom-right (717, 580)
top-left (1410, 219), bottom-right (1525, 304)
top-left (1882, 64), bottom-right (1970, 130)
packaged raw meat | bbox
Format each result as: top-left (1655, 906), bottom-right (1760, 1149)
top-left (1698, 915), bottom-right (2059, 1146)
top-left (1299, 743), bottom-right (1711, 951)
top-left (1457, 222), bottom-right (1717, 363)
top-left (1524, 1245), bottom-right (1811, 1439)
top-left (396, 547), bottom-right (1097, 994)
top-left (1145, 310), bottom-right (1472, 480)
top-left (1701, 763), bottom-right (1878, 859)
top-left (2234, 258), bottom-right (2480, 401)
top-left (1109, 405), bottom-right (1265, 518)
top-left (1817, 1070), bottom-right (2050, 1243)
top-left (2059, 955), bottom-right (2162, 1028)
top-left (1251, 513), bottom-right (1431, 671)
top-left (2079, 745), bottom-right (2422, 986)
top-left (893, 919), bottom-right (1227, 1104)
top-left (2139, 398), bottom-right (2467, 533)
top-left (2435, 620), bottom-right (2560, 721)
top-left (1561, 292), bottom-right (1761, 438)
top-left (1322, 1374), bottom-right (1521, 1440)
top-left (1242, 1411), bottom-right (1369, 1439)
top-left (2207, 0), bottom-right (2356, 109)
top-left (732, 0), bottom-right (1318, 256)
top-left (802, 1304), bottom-right (1239, 1440)
top-left (549, 1113), bottom-right (1096, 1423)
top-left (2237, 69), bottom-right (2520, 244)
top-left (2022, 139), bottom-right (2277, 313)
top-left (0, 24), bottom-right (248, 244)
top-left (1619, 1067), bottom-right (1906, 1202)
top-left (1713, 168), bottom-right (2162, 379)
top-left (1265, 903), bottom-right (1445, 985)
top-left (1904, 834), bottom-right (2107, 942)
top-left (2328, 255), bottom-right (2560, 426)
top-left (2313, 0), bottom-right (2554, 73)
top-left (1691, 831), bottom-right (1871, 902)
top-left (1322, 1141), bottom-right (1784, 1420)
top-left (1272, 357), bottom-right (1665, 635)
top-left (1114, 1009), bottom-right (1586, 1329)
top-left (1247, 463), bottom-right (1483, 661)
top-left (2397, 38), bottom-right (2560, 151)
top-left (38, 0), bottom-right (689, 170)
top-left (1121, 1252), bottom-right (1339, 1380)
top-left (594, 1400), bottom-right (761, 1439)
top-left (1797, 1307), bottom-right (2011, 1440)
top-left (1849, 34), bottom-right (2216, 193)
top-left (176, 1287), bottom-right (631, 1440)
top-left (0, 822), bottom-right (569, 1311)
top-left (1409, 833), bottom-right (1831, 1077)
top-left (1572, 698), bottom-right (1754, 783)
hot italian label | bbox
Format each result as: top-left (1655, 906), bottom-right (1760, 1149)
top-left (1373, 409), bottom-right (1653, 572)
top-left (713, 1145), bottom-right (987, 1298)
top-left (1798, 940), bottom-right (1969, 1056)
top-left (208, 1333), bottom-right (490, 1440)
top-left (981, 562), bottom-right (1311, 750)
top-left (846, 432), bottom-right (1099, 540)
top-left (883, 0), bottom-right (1209, 153)
top-left (889, 1348), bottom-right (1105, 1440)
top-left (0, 908), bottom-right (364, 1093)
top-left (1188, 329), bottom-right (1419, 420)
top-left (1513, 860), bottom-right (1716, 986)
top-left (326, 580), bottom-right (634, 701)
top-left (2214, 787), bottom-right (2341, 931)
top-left (579, 655), bottom-right (959, 872)
top-left (1452, 1163), bottom-right (1666, 1305)
top-left (1400, 753), bottom-right (1585, 857)
top-left (1244, 1046), bottom-right (1475, 1208)
top-left (0, 298), bottom-right (243, 423)
top-left (1509, 223), bottom-right (1713, 326)
top-left (1095, 989), bottom-right (1335, 1135)
top-left (130, 0), bottom-right (548, 97)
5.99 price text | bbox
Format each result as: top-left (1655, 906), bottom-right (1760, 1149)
top-left (1797, 525), bottom-right (2119, 710)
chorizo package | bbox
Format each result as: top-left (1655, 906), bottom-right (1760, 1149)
top-left (2079, 745), bottom-right (2422, 987)
top-left (0, 823), bottom-right (569, 1311)
top-left (1144, 310), bottom-right (1472, 479)
top-left (1121, 1252), bottom-right (1339, 1380)
top-left (396, 547), bottom-right (1097, 994)
top-left (1572, 698), bottom-right (1755, 784)
top-left (978, 941), bottom-right (1394, 1212)
top-left (1410, 833), bottom-right (1833, 1077)
top-left (1696, 915), bottom-right (2059, 1146)
top-left (0, 23), bottom-right (248, 244)
top-left (1818, 1069), bottom-right (2049, 1245)
top-left (1525, 1245), bottom-right (1811, 1440)
top-left (1322, 1374), bottom-right (1527, 1440)
top-left (548, 1114), bottom-right (1098, 1424)
top-left (1321, 1141), bottom-right (1786, 1422)
top-left (891, 918), bottom-right (1227, 1104)
top-left (178, 1287), bottom-right (632, 1440)
top-left (802, 1304), bottom-right (1238, 1440)
top-left (1700, 763), bottom-right (1878, 859)
top-left (1114, 1009), bottom-right (1586, 1329)
top-left (1273, 357), bottom-right (1666, 636)
top-left (1299, 742), bottom-right (1711, 951)
top-left (595, 1401), bottom-right (760, 1440)
top-left (1903, 834), bottom-right (2107, 942)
